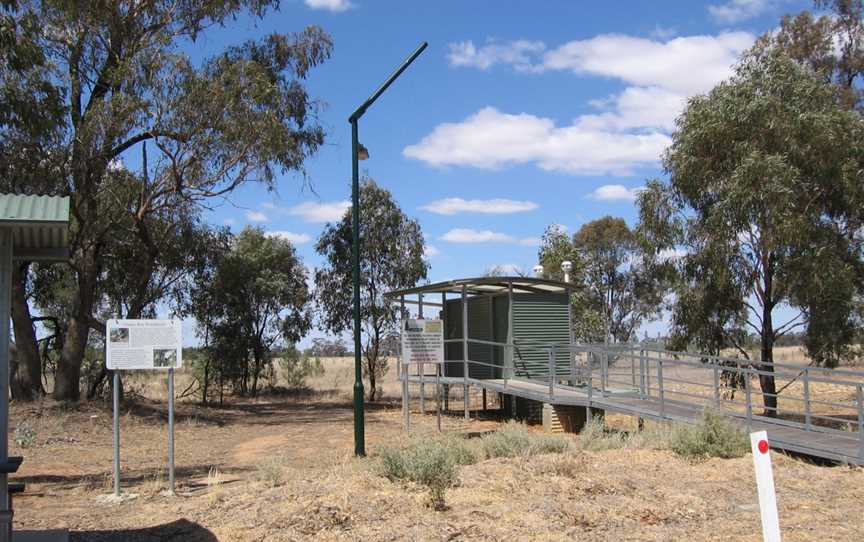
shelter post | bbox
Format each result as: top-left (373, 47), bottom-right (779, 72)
top-left (462, 285), bottom-right (469, 420)
top-left (400, 296), bottom-right (409, 432)
top-left (418, 294), bottom-right (424, 414)
top-left (0, 230), bottom-right (11, 542)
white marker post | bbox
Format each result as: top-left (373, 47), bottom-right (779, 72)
top-left (750, 431), bottom-right (781, 542)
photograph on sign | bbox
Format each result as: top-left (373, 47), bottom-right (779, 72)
top-left (106, 319), bottom-right (183, 370)
top-left (401, 318), bottom-right (444, 365)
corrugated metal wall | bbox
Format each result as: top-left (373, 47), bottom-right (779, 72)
top-left (444, 292), bottom-right (569, 381)
top-left (511, 293), bottom-right (570, 379)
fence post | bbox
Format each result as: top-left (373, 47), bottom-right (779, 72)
top-left (631, 347), bottom-right (636, 389)
top-left (857, 385), bottom-right (863, 463)
top-left (548, 345), bottom-right (556, 398)
top-left (713, 362), bottom-right (720, 408)
top-left (570, 345), bottom-right (576, 387)
top-left (745, 369), bottom-right (753, 431)
top-left (418, 294), bottom-right (425, 415)
top-left (639, 349), bottom-right (646, 399)
top-left (658, 357), bottom-right (665, 420)
top-left (803, 368), bottom-right (811, 430)
top-left (601, 350), bottom-right (608, 396)
top-left (587, 351), bottom-right (593, 403)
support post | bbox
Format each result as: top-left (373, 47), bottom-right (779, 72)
top-left (857, 385), bottom-right (863, 463)
top-left (746, 370), bottom-right (753, 431)
top-left (658, 358), bottom-right (665, 420)
top-left (601, 350), bottom-right (608, 396)
top-left (462, 285), bottom-right (469, 420)
top-left (713, 362), bottom-right (721, 408)
top-left (639, 350), bottom-right (646, 399)
top-left (436, 363), bottom-right (442, 432)
top-left (113, 370), bottom-right (120, 496)
top-left (548, 346), bottom-right (556, 398)
top-left (507, 281), bottom-right (514, 380)
top-left (400, 296), bottom-right (409, 432)
top-left (168, 367), bottom-right (175, 494)
top-left (418, 293), bottom-right (425, 415)
top-left (803, 368), bottom-right (811, 430)
top-left (0, 233), bottom-right (11, 542)
top-left (631, 347), bottom-right (636, 388)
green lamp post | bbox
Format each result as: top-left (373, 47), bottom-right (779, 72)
top-left (348, 42), bottom-right (427, 457)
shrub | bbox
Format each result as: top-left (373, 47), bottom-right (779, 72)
top-left (256, 456), bottom-right (288, 487)
top-left (669, 410), bottom-right (749, 459)
top-left (378, 436), bottom-right (477, 510)
top-left (577, 416), bottom-right (628, 452)
top-left (14, 421), bottom-right (36, 448)
top-left (481, 422), bottom-right (569, 459)
top-left (279, 346), bottom-right (325, 388)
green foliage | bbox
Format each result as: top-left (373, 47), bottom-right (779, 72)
top-left (279, 345), bottom-right (325, 388)
top-left (669, 410), bottom-right (750, 459)
top-left (315, 179), bottom-right (428, 401)
top-left (638, 44), bottom-right (864, 421)
top-left (539, 217), bottom-right (668, 344)
top-left (190, 227), bottom-right (313, 398)
top-left (480, 422), bottom-right (570, 458)
top-left (378, 436), bottom-right (476, 510)
top-left (255, 455), bottom-right (288, 488)
top-left (13, 420), bottom-right (36, 448)
top-left (2, 2), bottom-right (332, 400)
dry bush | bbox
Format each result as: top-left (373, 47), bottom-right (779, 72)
top-left (669, 409), bottom-right (749, 459)
top-left (255, 456), bottom-right (289, 488)
top-left (377, 435), bottom-right (477, 510)
top-left (481, 421), bottom-right (570, 459)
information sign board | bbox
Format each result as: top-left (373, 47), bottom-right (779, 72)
top-left (401, 318), bottom-right (444, 365)
top-left (106, 319), bottom-right (182, 370)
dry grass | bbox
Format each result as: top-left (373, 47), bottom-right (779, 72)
top-left (7, 352), bottom-right (864, 540)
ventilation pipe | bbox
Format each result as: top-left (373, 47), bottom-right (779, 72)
top-left (533, 264), bottom-right (544, 277)
top-left (561, 260), bottom-right (573, 283)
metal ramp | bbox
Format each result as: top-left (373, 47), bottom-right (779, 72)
top-left (404, 344), bottom-right (864, 465)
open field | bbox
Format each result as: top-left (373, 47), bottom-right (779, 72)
top-left (7, 356), bottom-right (864, 541)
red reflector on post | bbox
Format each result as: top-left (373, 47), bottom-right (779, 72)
top-left (758, 439), bottom-right (769, 454)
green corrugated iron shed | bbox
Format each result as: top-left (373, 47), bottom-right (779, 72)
top-left (0, 194), bottom-right (71, 259)
top-left (444, 292), bottom-right (570, 380)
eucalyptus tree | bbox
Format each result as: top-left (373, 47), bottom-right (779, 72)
top-left (315, 179), bottom-right (428, 401)
top-left (637, 46), bottom-right (864, 416)
top-left (2, 1), bottom-right (332, 400)
top-left (199, 227), bottom-right (313, 397)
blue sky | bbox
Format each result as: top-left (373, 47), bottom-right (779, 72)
top-left (167, 0), bottom-right (813, 341)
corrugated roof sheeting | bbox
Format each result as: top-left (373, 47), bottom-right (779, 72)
top-left (0, 194), bottom-right (69, 223)
top-left (0, 194), bottom-right (71, 252)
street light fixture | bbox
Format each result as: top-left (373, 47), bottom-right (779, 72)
top-left (348, 41), bottom-right (427, 457)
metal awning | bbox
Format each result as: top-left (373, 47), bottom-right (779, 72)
top-left (385, 276), bottom-right (575, 298)
top-left (0, 194), bottom-right (71, 261)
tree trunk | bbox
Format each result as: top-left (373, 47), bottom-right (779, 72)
top-left (11, 263), bottom-right (42, 400)
top-left (54, 248), bottom-right (99, 401)
top-left (759, 278), bottom-right (778, 417)
top-left (367, 358), bottom-right (377, 402)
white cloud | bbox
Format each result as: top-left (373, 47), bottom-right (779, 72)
top-left (260, 202), bottom-right (276, 210)
top-left (540, 32), bottom-right (753, 95)
top-left (448, 39), bottom-right (546, 71)
top-left (424, 245), bottom-right (441, 259)
top-left (440, 228), bottom-right (538, 246)
top-left (708, 0), bottom-right (777, 23)
top-left (417, 32), bottom-right (755, 177)
top-left (650, 25), bottom-right (678, 40)
top-left (246, 210), bottom-right (269, 222)
top-left (288, 201), bottom-right (350, 223)
top-left (304, 0), bottom-right (353, 12)
top-left (266, 230), bottom-right (312, 244)
top-left (421, 197), bottom-right (538, 215)
top-left (587, 184), bottom-right (643, 202)
top-left (404, 107), bottom-right (670, 176)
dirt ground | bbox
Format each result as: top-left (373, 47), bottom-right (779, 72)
top-left (8, 357), bottom-right (864, 541)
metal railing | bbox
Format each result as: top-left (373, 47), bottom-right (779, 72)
top-left (403, 336), bottom-right (864, 462)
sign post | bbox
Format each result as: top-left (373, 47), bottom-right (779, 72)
top-left (106, 319), bottom-right (182, 495)
top-left (750, 431), bottom-right (781, 542)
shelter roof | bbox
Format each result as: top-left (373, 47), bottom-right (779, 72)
top-left (385, 276), bottom-right (574, 298)
top-left (0, 194), bottom-right (71, 260)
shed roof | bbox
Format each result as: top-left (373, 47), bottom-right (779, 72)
top-left (384, 276), bottom-right (574, 298)
top-left (0, 194), bottom-right (71, 260)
